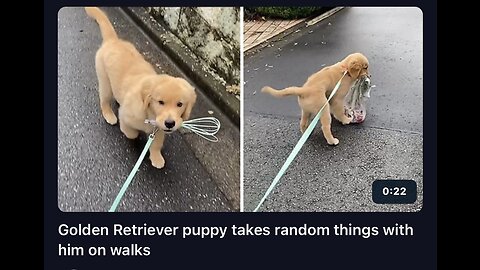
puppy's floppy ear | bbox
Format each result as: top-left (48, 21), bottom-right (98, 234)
top-left (182, 85), bottom-right (197, 120)
top-left (348, 59), bottom-right (362, 79)
top-left (141, 78), bottom-right (153, 110)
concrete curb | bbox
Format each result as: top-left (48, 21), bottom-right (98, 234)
top-left (305, 7), bottom-right (344, 26)
top-left (122, 7), bottom-right (240, 127)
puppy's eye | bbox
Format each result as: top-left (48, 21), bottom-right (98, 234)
top-left (159, 100), bottom-right (164, 105)
top-left (177, 102), bottom-right (183, 107)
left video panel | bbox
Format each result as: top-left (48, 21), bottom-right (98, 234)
top-left (57, 7), bottom-right (240, 212)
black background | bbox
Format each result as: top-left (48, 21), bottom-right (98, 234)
top-left (45, 0), bottom-right (436, 269)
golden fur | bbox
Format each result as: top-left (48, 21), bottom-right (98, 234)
top-left (85, 7), bottom-right (196, 168)
top-left (262, 53), bottom-right (369, 145)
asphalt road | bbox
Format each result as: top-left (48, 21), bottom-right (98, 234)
top-left (244, 7), bottom-right (423, 212)
top-left (57, 7), bottom-right (239, 212)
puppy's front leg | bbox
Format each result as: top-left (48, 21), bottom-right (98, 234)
top-left (331, 99), bottom-right (352, 125)
top-left (320, 103), bottom-right (339, 145)
top-left (149, 131), bottom-right (165, 169)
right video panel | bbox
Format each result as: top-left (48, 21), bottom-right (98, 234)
top-left (243, 7), bottom-right (423, 212)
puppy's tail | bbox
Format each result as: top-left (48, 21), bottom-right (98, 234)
top-left (261, 86), bottom-right (306, 97)
top-left (85, 7), bottom-right (118, 42)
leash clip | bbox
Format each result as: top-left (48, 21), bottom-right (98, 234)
top-left (145, 119), bottom-right (159, 139)
top-left (149, 127), bottom-right (158, 139)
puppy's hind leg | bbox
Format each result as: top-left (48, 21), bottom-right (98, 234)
top-left (95, 54), bottom-right (118, 125)
top-left (300, 109), bottom-right (311, 133)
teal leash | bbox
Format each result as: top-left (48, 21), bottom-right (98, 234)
top-left (253, 71), bottom-right (347, 212)
top-left (109, 128), bottom-right (158, 212)
top-left (109, 116), bottom-right (221, 212)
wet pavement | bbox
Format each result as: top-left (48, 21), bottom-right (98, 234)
top-left (57, 7), bottom-right (239, 212)
top-left (243, 7), bottom-right (423, 212)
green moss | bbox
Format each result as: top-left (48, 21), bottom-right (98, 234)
top-left (245, 7), bottom-right (324, 20)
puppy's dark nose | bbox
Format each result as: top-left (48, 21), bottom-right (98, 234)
top-left (165, 120), bottom-right (175, 129)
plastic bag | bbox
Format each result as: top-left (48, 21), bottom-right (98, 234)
top-left (344, 76), bottom-right (372, 123)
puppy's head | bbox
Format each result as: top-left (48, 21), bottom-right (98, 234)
top-left (142, 75), bottom-right (197, 133)
top-left (343, 53), bottom-right (370, 79)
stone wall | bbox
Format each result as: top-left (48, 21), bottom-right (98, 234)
top-left (147, 7), bottom-right (240, 85)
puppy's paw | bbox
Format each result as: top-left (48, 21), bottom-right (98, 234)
top-left (103, 112), bottom-right (118, 125)
top-left (300, 124), bottom-right (307, 133)
top-left (341, 115), bottom-right (353, 125)
top-left (327, 138), bottom-right (339, 146)
top-left (150, 154), bottom-right (165, 169)
top-left (121, 127), bottom-right (139, 140)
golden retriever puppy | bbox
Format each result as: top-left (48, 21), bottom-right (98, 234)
top-left (85, 7), bottom-right (196, 168)
top-left (262, 53), bottom-right (369, 145)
